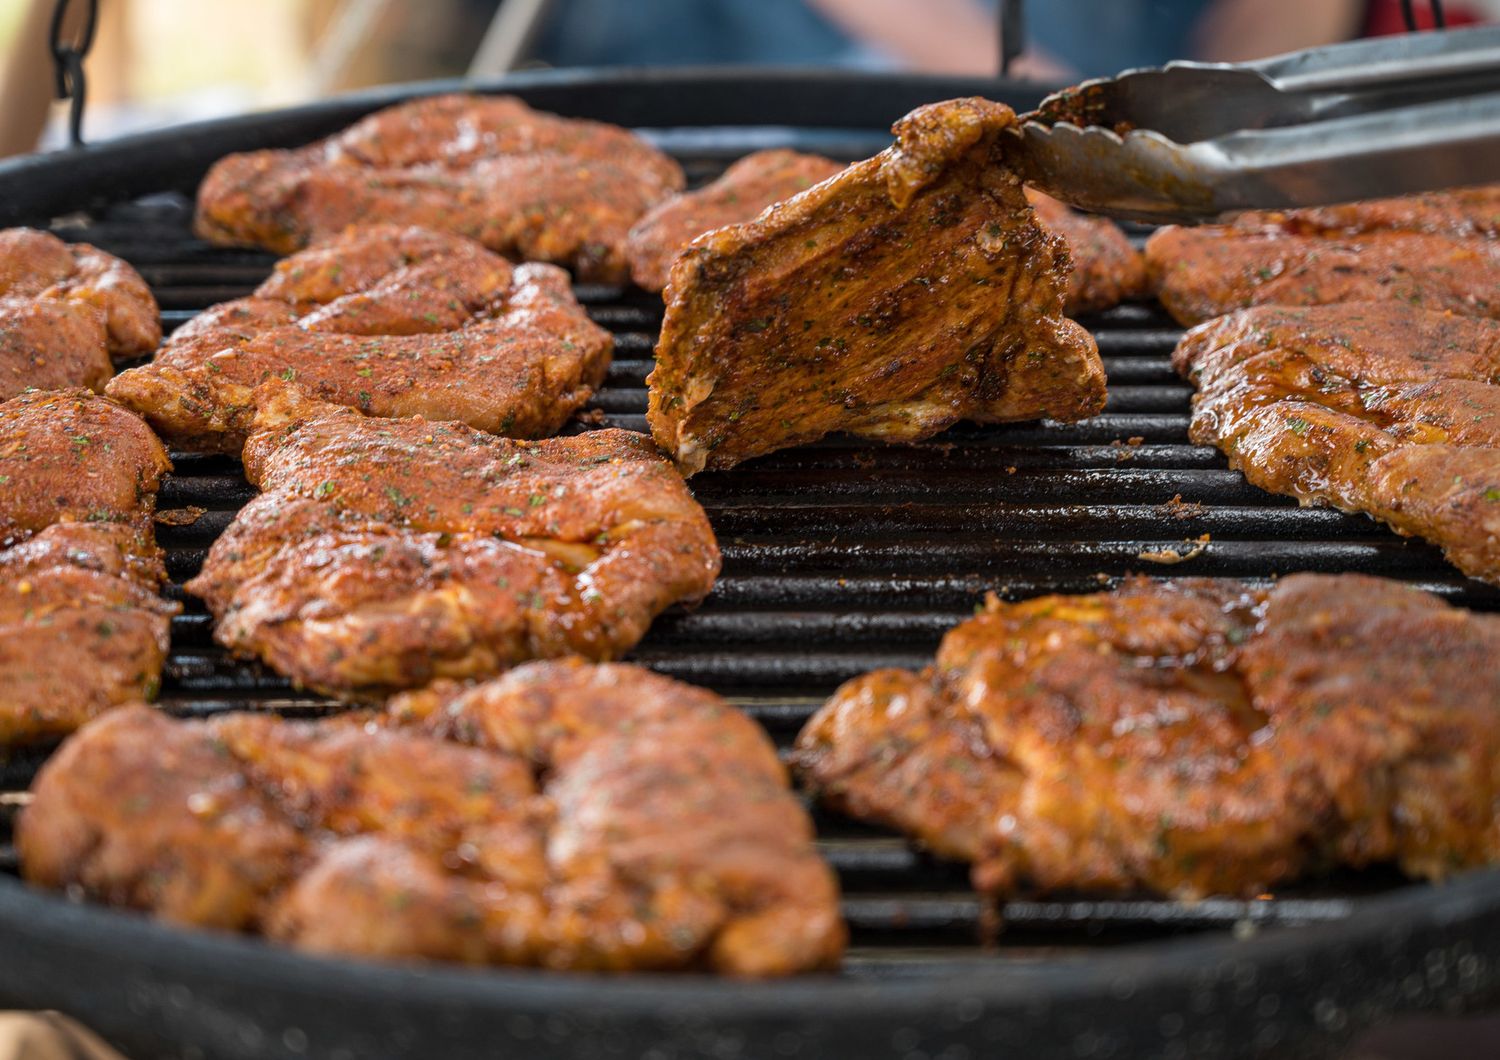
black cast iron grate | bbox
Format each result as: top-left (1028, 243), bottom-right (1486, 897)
top-left (4, 170), bottom-right (1499, 979)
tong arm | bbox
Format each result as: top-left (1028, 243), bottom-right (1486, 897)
top-left (1015, 25), bottom-right (1500, 222)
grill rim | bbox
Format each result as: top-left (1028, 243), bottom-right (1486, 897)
top-left (1, 70), bottom-right (1499, 1058)
top-left (1, 854), bottom-right (1498, 1000)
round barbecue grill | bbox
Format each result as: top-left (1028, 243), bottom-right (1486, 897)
top-left (1, 69), bottom-right (1499, 1060)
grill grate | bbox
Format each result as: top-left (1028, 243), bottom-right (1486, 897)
top-left (3, 157), bottom-right (1500, 981)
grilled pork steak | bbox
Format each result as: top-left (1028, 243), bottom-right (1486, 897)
top-left (1146, 225), bottom-right (1500, 326)
top-left (0, 390), bottom-right (176, 746)
top-left (195, 94), bottom-right (684, 283)
top-left (1175, 303), bottom-right (1500, 584)
top-left (187, 386), bottom-right (719, 700)
top-left (648, 97), bottom-right (1105, 475)
top-left (797, 575), bottom-right (1500, 900)
top-left (0, 228), bottom-right (159, 399)
top-left (107, 225), bottom-right (612, 453)
top-left (21, 660), bottom-right (843, 976)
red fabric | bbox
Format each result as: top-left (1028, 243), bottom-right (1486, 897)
top-left (1364, 1), bottom-right (1485, 36)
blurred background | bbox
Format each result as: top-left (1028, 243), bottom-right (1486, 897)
top-left (1, 0), bottom-right (1498, 156)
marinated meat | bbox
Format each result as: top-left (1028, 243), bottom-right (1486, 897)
top-left (187, 386), bottom-right (720, 699)
top-left (1025, 189), bottom-right (1146, 314)
top-left (20, 660), bottom-right (843, 976)
top-left (1235, 183), bottom-right (1500, 240)
top-left (0, 229), bottom-right (159, 399)
top-left (1145, 225), bottom-right (1500, 325)
top-left (1175, 303), bottom-right (1500, 583)
top-left (0, 524), bottom-right (177, 748)
top-left (0, 301), bottom-right (112, 402)
top-left (649, 97), bottom-right (1105, 475)
top-left (626, 150), bottom-right (844, 292)
top-left (1156, 184), bottom-right (1500, 326)
top-left (107, 225), bottom-right (612, 453)
top-left (0, 388), bottom-right (171, 545)
top-left (195, 95), bottom-right (685, 282)
top-left (0, 390), bottom-right (175, 746)
top-left (796, 575), bottom-right (1500, 900)
top-left (0, 228), bottom-right (159, 358)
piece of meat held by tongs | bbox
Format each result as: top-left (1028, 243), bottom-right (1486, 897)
top-left (1012, 25), bottom-right (1500, 223)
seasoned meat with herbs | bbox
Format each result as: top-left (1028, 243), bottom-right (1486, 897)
top-left (21, 660), bottom-right (843, 976)
top-left (1175, 303), bottom-right (1500, 583)
top-left (626, 149), bottom-right (844, 292)
top-left (0, 229), bottom-right (159, 398)
top-left (0, 388), bottom-right (170, 544)
top-left (195, 95), bottom-right (684, 282)
top-left (1146, 225), bottom-right (1500, 326)
top-left (1025, 189), bottom-right (1146, 314)
top-left (0, 390), bottom-right (175, 746)
top-left (187, 386), bottom-right (719, 699)
top-left (796, 575), bottom-right (1500, 900)
top-left (108, 225), bottom-right (611, 453)
top-left (648, 97), bottom-right (1104, 475)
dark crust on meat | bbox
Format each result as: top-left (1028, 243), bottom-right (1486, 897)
top-left (1174, 303), bottom-right (1500, 584)
top-left (185, 385), bottom-right (719, 699)
top-left (194, 95), bottom-right (685, 282)
top-left (0, 390), bottom-right (177, 746)
top-left (796, 575), bottom-right (1500, 900)
top-left (20, 660), bottom-right (843, 976)
top-left (648, 98), bottom-right (1105, 475)
top-left (106, 225), bottom-right (612, 453)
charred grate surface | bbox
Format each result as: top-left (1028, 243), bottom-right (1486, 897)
top-left (4, 165), bottom-right (1500, 980)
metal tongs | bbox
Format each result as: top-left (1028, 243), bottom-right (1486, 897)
top-left (1011, 25), bottom-right (1500, 223)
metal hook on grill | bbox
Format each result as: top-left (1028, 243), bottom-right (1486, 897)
top-left (999, 0), bottom-right (1025, 77)
top-left (49, 0), bottom-right (100, 148)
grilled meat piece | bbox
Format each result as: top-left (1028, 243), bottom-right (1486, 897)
top-left (187, 386), bottom-right (719, 699)
top-left (195, 95), bottom-right (685, 282)
top-left (621, 150), bottom-right (1146, 310)
top-left (648, 98), bottom-right (1104, 475)
top-left (626, 150), bottom-right (844, 292)
top-left (0, 229), bottom-right (160, 399)
top-left (796, 575), bottom-right (1500, 900)
top-left (107, 225), bottom-right (612, 453)
top-left (0, 524), bottom-right (177, 747)
top-left (0, 390), bottom-right (176, 746)
top-left (21, 660), bottom-right (843, 976)
top-left (0, 388), bottom-right (171, 544)
top-left (0, 228), bottom-right (159, 357)
top-left (1175, 303), bottom-right (1500, 583)
top-left (0, 300), bottom-right (112, 401)
top-left (1235, 183), bottom-right (1500, 240)
top-left (1025, 189), bottom-right (1146, 315)
top-left (1145, 226), bottom-right (1500, 326)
